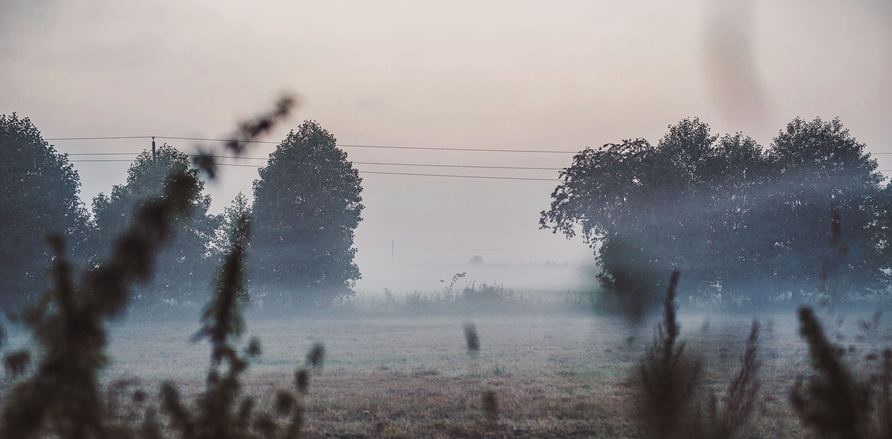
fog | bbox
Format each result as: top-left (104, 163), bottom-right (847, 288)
top-left (5, 2), bottom-right (892, 437)
top-left (2, 0), bottom-right (891, 300)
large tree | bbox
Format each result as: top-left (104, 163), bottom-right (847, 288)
top-left (251, 120), bottom-right (363, 306)
top-left (91, 144), bottom-right (220, 308)
top-left (541, 117), bottom-right (888, 309)
top-left (0, 114), bottom-right (90, 309)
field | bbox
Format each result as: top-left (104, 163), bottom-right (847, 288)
top-left (62, 310), bottom-right (884, 438)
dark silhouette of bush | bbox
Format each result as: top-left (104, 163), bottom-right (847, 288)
top-left (464, 322), bottom-right (480, 353)
top-left (637, 270), bottom-right (761, 439)
top-left (791, 307), bottom-right (873, 439)
top-left (638, 271), bottom-right (702, 439)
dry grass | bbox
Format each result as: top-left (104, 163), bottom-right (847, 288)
top-left (64, 312), bottom-right (859, 438)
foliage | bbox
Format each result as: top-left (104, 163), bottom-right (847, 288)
top-left (213, 192), bottom-right (252, 256)
top-left (91, 144), bottom-right (220, 309)
top-left (251, 120), bottom-right (364, 307)
top-left (0, 113), bottom-right (90, 309)
top-left (541, 117), bottom-right (887, 308)
top-left (0, 98), bottom-right (296, 439)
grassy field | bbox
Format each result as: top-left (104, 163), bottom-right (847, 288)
top-left (77, 310), bottom-right (890, 438)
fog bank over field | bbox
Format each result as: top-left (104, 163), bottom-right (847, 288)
top-left (353, 261), bottom-right (598, 296)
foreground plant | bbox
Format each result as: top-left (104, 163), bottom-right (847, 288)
top-left (160, 213), bottom-right (311, 439)
top-left (637, 270), bottom-right (761, 439)
top-left (638, 271), bottom-right (702, 439)
top-left (0, 98), bottom-right (296, 439)
top-left (790, 307), bottom-right (889, 439)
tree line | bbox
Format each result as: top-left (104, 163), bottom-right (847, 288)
top-left (541, 117), bottom-right (892, 311)
top-left (4, 112), bottom-right (889, 315)
top-left (0, 114), bottom-right (363, 313)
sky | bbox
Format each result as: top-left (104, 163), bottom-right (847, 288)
top-left (1, 0), bottom-right (890, 293)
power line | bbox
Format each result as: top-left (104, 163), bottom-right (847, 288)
top-left (47, 135), bottom-right (578, 154)
top-left (69, 157), bottom-right (562, 171)
top-left (67, 160), bottom-right (559, 181)
top-left (363, 245), bottom-right (582, 252)
top-left (358, 171), bottom-right (554, 181)
top-left (44, 134), bottom-right (892, 155)
top-left (46, 136), bottom-right (153, 140)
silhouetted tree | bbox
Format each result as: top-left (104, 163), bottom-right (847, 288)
top-left (251, 120), bottom-right (363, 307)
top-left (761, 118), bottom-right (886, 303)
top-left (541, 117), bottom-right (887, 308)
top-left (91, 144), bottom-right (220, 309)
top-left (0, 113), bottom-right (90, 309)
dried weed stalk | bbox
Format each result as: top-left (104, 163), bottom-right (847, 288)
top-left (160, 212), bottom-right (311, 439)
top-left (638, 270), bottom-right (702, 439)
top-left (0, 98), bottom-right (304, 439)
top-left (791, 306), bottom-right (872, 439)
top-left (638, 270), bottom-right (761, 439)
top-left (694, 319), bottom-right (761, 439)
top-left (481, 390), bottom-right (498, 423)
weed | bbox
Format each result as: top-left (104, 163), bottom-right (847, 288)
top-left (481, 390), bottom-right (498, 423)
top-left (0, 98), bottom-right (301, 439)
top-left (464, 323), bottom-right (480, 353)
top-left (694, 319), bottom-right (761, 439)
top-left (492, 362), bottom-right (506, 376)
top-left (638, 270), bottom-right (702, 439)
top-left (637, 270), bottom-right (761, 439)
top-left (791, 306), bottom-right (872, 439)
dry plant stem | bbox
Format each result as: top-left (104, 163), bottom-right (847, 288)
top-left (464, 323), bottom-right (480, 352)
top-left (791, 306), bottom-right (871, 439)
top-left (0, 98), bottom-right (295, 439)
top-left (881, 349), bottom-right (892, 438)
top-left (0, 172), bottom-right (200, 439)
top-left (639, 270), bottom-right (702, 439)
top-left (161, 212), bottom-right (307, 439)
top-left (699, 319), bottom-right (761, 439)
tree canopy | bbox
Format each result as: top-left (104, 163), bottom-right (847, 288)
top-left (251, 120), bottom-right (363, 307)
top-left (0, 114), bottom-right (89, 309)
top-left (91, 144), bottom-right (220, 308)
top-left (541, 117), bottom-right (889, 310)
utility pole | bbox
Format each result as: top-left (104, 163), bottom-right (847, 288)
top-left (152, 136), bottom-right (156, 162)
top-left (392, 241), bottom-right (394, 261)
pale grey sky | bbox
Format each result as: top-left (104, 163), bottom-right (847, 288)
top-left (1, 0), bottom-right (890, 293)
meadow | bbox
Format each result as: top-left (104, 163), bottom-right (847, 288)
top-left (54, 308), bottom-right (879, 439)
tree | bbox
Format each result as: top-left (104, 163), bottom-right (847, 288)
top-left (541, 117), bottom-right (887, 309)
top-left (0, 113), bottom-right (90, 309)
top-left (90, 144), bottom-right (220, 309)
top-left (761, 118), bottom-right (886, 302)
top-left (251, 120), bottom-right (363, 306)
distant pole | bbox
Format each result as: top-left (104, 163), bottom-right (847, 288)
top-left (152, 136), bottom-right (156, 162)
top-left (392, 241), bottom-right (394, 261)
